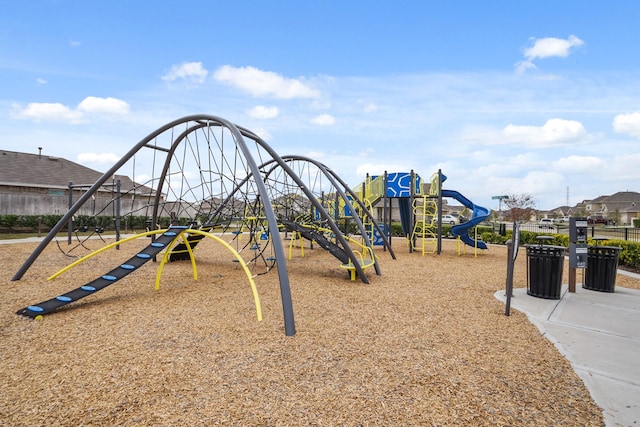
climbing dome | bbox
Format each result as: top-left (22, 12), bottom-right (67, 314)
top-left (13, 114), bottom-right (390, 336)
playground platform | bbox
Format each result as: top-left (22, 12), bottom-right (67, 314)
top-left (495, 273), bottom-right (640, 427)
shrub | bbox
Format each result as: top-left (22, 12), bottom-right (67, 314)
top-left (479, 231), bottom-right (640, 271)
top-left (552, 234), bottom-right (569, 248)
top-left (601, 239), bottom-right (640, 270)
top-left (41, 215), bottom-right (64, 228)
top-left (0, 215), bottom-right (19, 229)
top-left (481, 232), bottom-right (509, 245)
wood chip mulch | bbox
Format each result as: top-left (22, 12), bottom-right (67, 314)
top-left (3, 235), bottom-right (633, 426)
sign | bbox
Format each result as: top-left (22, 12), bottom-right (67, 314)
top-left (492, 195), bottom-right (508, 200)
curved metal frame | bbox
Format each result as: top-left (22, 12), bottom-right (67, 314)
top-left (13, 114), bottom-right (296, 336)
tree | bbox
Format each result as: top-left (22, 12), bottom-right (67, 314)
top-left (503, 193), bottom-right (536, 222)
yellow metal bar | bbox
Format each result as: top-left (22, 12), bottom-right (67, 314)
top-left (155, 233), bottom-right (198, 291)
top-left (48, 229), bottom-right (174, 280)
top-left (183, 230), bottom-right (263, 322)
top-left (46, 227), bottom-right (261, 322)
top-left (288, 230), bottom-right (304, 259)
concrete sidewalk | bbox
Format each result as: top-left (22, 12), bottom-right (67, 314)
top-left (495, 279), bottom-right (640, 427)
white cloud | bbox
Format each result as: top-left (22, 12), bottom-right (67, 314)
top-left (11, 102), bottom-right (84, 124)
top-left (10, 96), bottom-right (130, 124)
top-left (77, 96), bottom-right (129, 114)
top-left (358, 147), bottom-right (374, 157)
top-left (213, 65), bottom-right (320, 99)
top-left (612, 111), bottom-right (640, 138)
top-left (516, 35), bottom-right (584, 73)
top-left (362, 102), bottom-right (378, 113)
top-left (77, 152), bottom-right (121, 165)
top-left (357, 99), bottom-right (378, 113)
top-left (609, 153), bottom-right (640, 180)
top-left (68, 38), bottom-right (81, 47)
top-left (310, 113), bottom-right (335, 126)
top-left (247, 105), bottom-right (279, 119)
top-left (487, 170), bottom-right (565, 199)
top-left (502, 118), bottom-right (589, 147)
top-left (251, 127), bottom-right (272, 141)
top-left (306, 151), bottom-right (326, 159)
top-left (36, 78), bottom-right (47, 86)
top-left (162, 61), bottom-right (209, 84)
top-left (309, 99), bottom-right (331, 110)
top-left (551, 155), bottom-right (604, 173)
top-left (355, 162), bottom-right (411, 177)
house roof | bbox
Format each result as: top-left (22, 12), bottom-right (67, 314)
top-left (0, 150), bottom-right (104, 189)
top-left (0, 149), bottom-right (154, 195)
top-left (603, 202), bottom-right (640, 213)
top-left (600, 191), bottom-right (640, 203)
top-left (548, 205), bottom-right (573, 215)
top-left (588, 195), bottom-right (609, 203)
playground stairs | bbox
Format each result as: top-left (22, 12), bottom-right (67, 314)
top-left (169, 224), bottom-right (213, 261)
top-left (410, 195), bottom-right (438, 255)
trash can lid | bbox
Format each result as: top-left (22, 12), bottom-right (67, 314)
top-left (588, 245), bottom-right (622, 251)
top-left (525, 244), bottom-right (567, 254)
top-left (525, 244), bottom-right (566, 249)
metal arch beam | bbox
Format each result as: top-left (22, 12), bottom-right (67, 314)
top-left (255, 154), bottom-right (372, 283)
top-left (12, 115), bottom-right (204, 281)
top-left (256, 153), bottom-right (394, 263)
top-left (163, 115), bottom-right (296, 335)
top-left (207, 116), bottom-right (295, 335)
top-left (279, 154), bottom-right (394, 274)
top-left (232, 126), bottom-right (369, 284)
top-left (12, 114), bottom-right (297, 337)
top-left (232, 130), bottom-right (369, 283)
top-left (140, 115), bottom-right (297, 335)
top-left (317, 160), bottom-right (396, 260)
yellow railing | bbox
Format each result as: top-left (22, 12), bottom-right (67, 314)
top-left (48, 228), bottom-right (263, 321)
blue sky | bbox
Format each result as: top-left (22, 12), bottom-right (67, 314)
top-left (2, 1), bottom-right (640, 211)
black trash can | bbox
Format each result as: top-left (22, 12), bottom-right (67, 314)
top-left (583, 245), bottom-right (622, 292)
top-left (526, 244), bottom-right (566, 299)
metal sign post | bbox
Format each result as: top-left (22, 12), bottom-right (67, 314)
top-left (568, 217), bottom-right (588, 292)
top-left (505, 221), bottom-right (520, 316)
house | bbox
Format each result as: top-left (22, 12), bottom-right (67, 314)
top-left (581, 191), bottom-right (640, 225)
top-left (0, 149), bottom-right (156, 217)
top-left (549, 205), bottom-right (576, 218)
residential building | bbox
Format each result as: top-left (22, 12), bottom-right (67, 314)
top-left (0, 149), bottom-right (157, 217)
top-left (581, 191), bottom-right (640, 225)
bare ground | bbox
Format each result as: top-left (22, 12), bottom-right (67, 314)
top-left (2, 235), bottom-right (638, 426)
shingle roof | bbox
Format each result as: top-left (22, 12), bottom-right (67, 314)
top-left (589, 195), bottom-right (609, 203)
top-left (0, 150), bottom-right (103, 189)
top-left (0, 149), bottom-right (154, 195)
top-left (601, 191), bottom-right (640, 203)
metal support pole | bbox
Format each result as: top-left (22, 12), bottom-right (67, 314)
top-left (67, 182), bottom-right (73, 245)
top-left (115, 180), bottom-right (121, 249)
top-left (505, 221), bottom-right (520, 316)
top-left (383, 171), bottom-right (389, 250)
top-left (437, 169), bottom-right (443, 255)
top-left (409, 170), bottom-right (415, 253)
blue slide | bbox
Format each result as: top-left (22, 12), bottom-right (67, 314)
top-left (441, 190), bottom-right (489, 250)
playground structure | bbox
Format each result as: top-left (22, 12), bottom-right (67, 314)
top-left (12, 114), bottom-right (393, 336)
top-left (353, 170), bottom-right (489, 255)
top-left (16, 226), bottom-right (263, 322)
